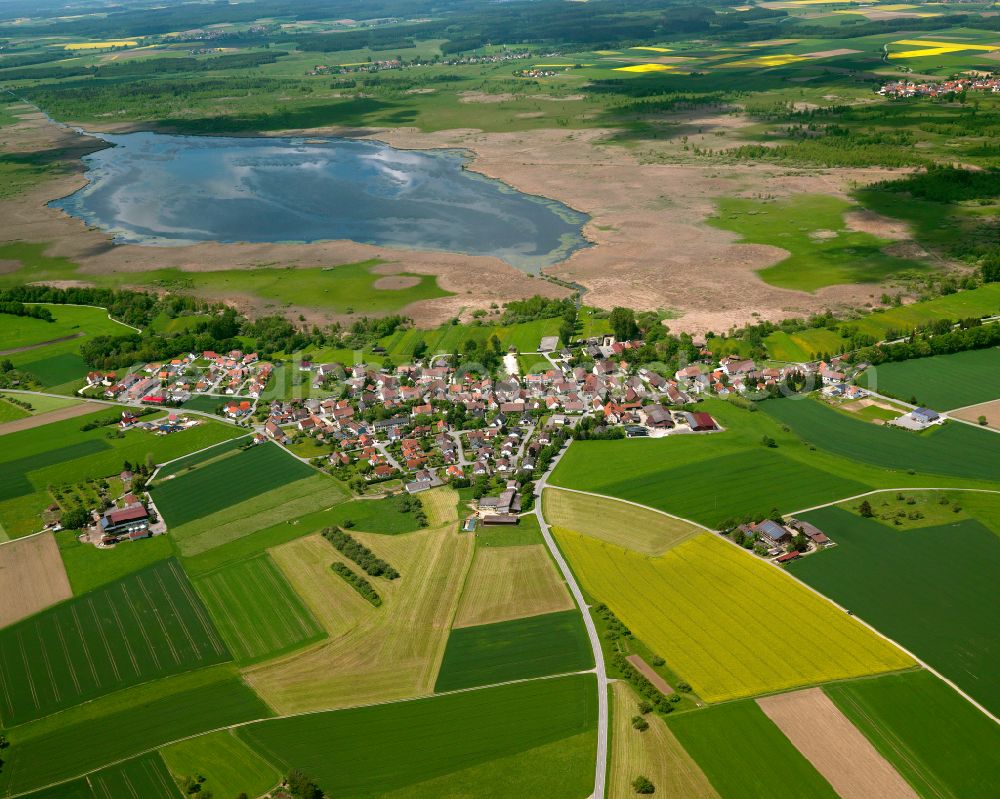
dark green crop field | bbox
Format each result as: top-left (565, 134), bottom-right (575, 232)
top-left (667, 700), bottom-right (838, 799)
top-left (435, 610), bottom-right (593, 692)
top-left (858, 348), bottom-right (1000, 410)
top-left (238, 674), bottom-right (598, 798)
top-left (791, 507), bottom-right (1000, 716)
top-left (762, 398), bottom-right (1000, 483)
top-left (825, 671), bottom-right (1000, 799)
top-left (0, 558), bottom-right (229, 726)
top-left (151, 441), bottom-right (315, 526)
top-left (88, 752), bottom-right (181, 799)
top-left (155, 436), bottom-right (250, 479)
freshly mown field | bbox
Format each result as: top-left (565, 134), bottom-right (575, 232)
top-left (161, 730), bottom-right (281, 799)
top-left (762, 397), bottom-right (1000, 484)
top-left (1, 665), bottom-right (271, 795)
top-left (194, 553), bottom-right (325, 664)
top-left (667, 700), bottom-right (839, 799)
top-left (435, 610), bottom-right (592, 692)
top-left (452, 543), bottom-right (574, 628)
top-left (475, 512), bottom-right (545, 548)
top-left (554, 529), bottom-right (913, 702)
top-left (857, 348), bottom-right (1000, 410)
top-left (152, 442), bottom-right (315, 527)
top-left (0, 408), bottom-right (242, 537)
top-left (0, 559), bottom-right (229, 726)
top-left (609, 682), bottom-right (719, 799)
top-left (791, 506), bottom-right (1000, 716)
top-left (169, 472), bottom-right (348, 557)
top-left (238, 674), bottom-right (597, 798)
top-left (542, 487), bottom-right (703, 555)
top-left (56, 529), bottom-right (175, 595)
top-left (0, 531), bottom-right (72, 627)
top-left (825, 670), bottom-right (1000, 799)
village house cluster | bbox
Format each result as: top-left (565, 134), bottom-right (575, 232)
top-left (878, 74), bottom-right (1000, 98)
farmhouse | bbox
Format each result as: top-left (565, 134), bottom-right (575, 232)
top-left (99, 503), bottom-right (150, 542)
top-left (751, 519), bottom-right (791, 545)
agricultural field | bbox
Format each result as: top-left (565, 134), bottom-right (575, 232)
top-left (26, 753), bottom-right (183, 799)
top-left (825, 670), bottom-right (1000, 799)
top-left (435, 610), bottom-right (593, 692)
top-left (0, 397), bottom-right (29, 423)
top-left (193, 553), bottom-right (325, 665)
top-left (161, 730), bottom-right (281, 799)
top-left (151, 441), bottom-right (315, 527)
top-left (542, 487), bottom-right (703, 555)
top-left (790, 506), bottom-right (1000, 716)
top-left (238, 674), bottom-right (598, 799)
top-left (474, 512), bottom-right (545, 548)
top-left (0, 665), bottom-right (271, 795)
top-left (857, 348), bottom-right (1000, 410)
top-left (452, 543), bottom-right (574, 627)
top-left (609, 683), bottom-right (719, 799)
top-left (0, 559), bottom-right (229, 726)
top-left (667, 700), bottom-right (840, 799)
top-left (836, 488), bottom-right (1000, 534)
top-left (0, 407), bottom-right (242, 538)
top-left (0, 532), bottom-right (71, 626)
top-left (153, 435), bottom-right (251, 479)
top-left (55, 528), bottom-right (174, 594)
top-left (553, 528), bottom-right (913, 702)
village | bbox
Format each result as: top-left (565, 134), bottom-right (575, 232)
top-left (878, 73), bottom-right (1000, 98)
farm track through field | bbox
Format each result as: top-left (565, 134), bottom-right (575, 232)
top-left (0, 331), bottom-right (84, 357)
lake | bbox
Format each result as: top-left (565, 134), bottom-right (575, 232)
top-left (50, 131), bottom-right (590, 272)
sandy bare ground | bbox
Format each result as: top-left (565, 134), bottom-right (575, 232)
top-left (0, 533), bottom-right (73, 628)
top-left (844, 209), bottom-right (910, 240)
top-left (373, 275), bottom-right (421, 290)
top-left (952, 399), bottom-right (1000, 430)
top-left (0, 400), bottom-right (102, 436)
top-left (0, 104), bottom-right (935, 334)
top-left (841, 397), bottom-right (904, 414)
top-left (626, 654), bottom-right (674, 695)
top-left (757, 688), bottom-right (919, 799)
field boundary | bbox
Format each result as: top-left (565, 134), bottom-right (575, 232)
top-left (787, 486), bottom-right (1000, 517)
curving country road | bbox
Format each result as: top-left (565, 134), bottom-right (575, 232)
top-left (534, 443), bottom-right (609, 799)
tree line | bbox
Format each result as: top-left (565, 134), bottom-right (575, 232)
top-left (322, 527), bottom-right (400, 579)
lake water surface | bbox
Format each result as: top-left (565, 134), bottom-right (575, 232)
top-left (51, 131), bottom-right (589, 272)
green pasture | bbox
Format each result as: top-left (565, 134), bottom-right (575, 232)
top-left (791, 506), bottom-right (1000, 716)
top-left (839, 489), bottom-right (1000, 535)
top-left (8, 393), bottom-right (83, 415)
top-left (1, 665), bottom-right (271, 796)
top-left (826, 670), bottom-right (1000, 799)
top-left (238, 674), bottom-right (597, 798)
top-left (475, 513), bottom-right (545, 548)
top-left (161, 730), bottom-right (281, 799)
top-left (151, 441), bottom-right (314, 527)
top-left (762, 397), bottom-right (1000, 483)
top-left (0, 559), bottom-right (230, 726)
top-left (435, 610), bottom-right (592, 692)
top-left (763, 328), bottom-right (846, 362)
top-left (857, 348), bottom-right (1000, 409)
top-left (667, 700), bottom-right (839, 799)
top-left (0, 397), bottom-right (29, 423)
top-left (178, 394), bottom-right (227, 414)
top-left (710, 195), bottom-right (932, 292)
top-left (194, 553), bottom-right (325, 664)
top-left (56, 528), bottom-right (175, 594)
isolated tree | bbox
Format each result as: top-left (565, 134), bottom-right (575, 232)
top-left (287, 770), bottom-right (324, 799)
top-left (859, 499), bottom-right (874, 517)
top-left (632, 775), bottom-right (655, 794)
top-left (631, 715), bottom-right (649, 731)
top-left (979, 415), bottom-right (988, 426)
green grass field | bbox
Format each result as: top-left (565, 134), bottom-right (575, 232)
top-left (667, 700), bottom-right (839, 799)
top-left (161, 730), bottom-right (280, 799)
top-left (0, 397), bottom-right (29, 423)
top-left (56, 528), bottom-right (175, 594)
top-left (1, 665), bottom-right (271, 795)
top-left (152, 442), bottom-right (315, 526)
top-left (194, 553), bottom-right (325, 664)
top-left (762, 397), bottom-right (1000, 484)
top-left (154, 435), bottom-right (252, 479)
top-left (0, 558), bottom-right (229, 726)
top-left (791, 506), bottom-right (1000, 716)
top-left (857, 348), bottom-right (1000, 409)
top-left (239, 674), bottom-right (597, 798)
top-left (555, 529), bottom-right (912, 702)
top-left (825, 670), bottom-right (1000, 799)
top-left (710, 195), bottom-right (932, 292)
top-left (434, 610), bottom-right (593, 692)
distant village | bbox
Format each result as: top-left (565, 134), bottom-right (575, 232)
top-left (878, 74), bottom-right (1000, 98)
top-left (309, 49), bottom-right (535, 76)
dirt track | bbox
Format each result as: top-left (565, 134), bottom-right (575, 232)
top-left (0, 331), bottom-right (84, 357)
top-left (0, 401), bottom-right (103, 436)
top-left (757, 687), bottom-right (919, 799)
top-left (626, 654), bottom-right (674, 695)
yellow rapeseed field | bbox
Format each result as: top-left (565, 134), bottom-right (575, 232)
top-left (731, 53), bottom-right (808, 67)
top-left (553, 528), bottom-right (913, 703)
top-left (631, 46), bottom-right (672, 53)
top-left (614, 64), bottom-right (674, 73)
top-left (889, 39), bottom-right (999, 59)
top-left (64, 40), bottom-right (138, 50)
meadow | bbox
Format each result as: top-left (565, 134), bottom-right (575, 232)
top-left (238, 674), bottom-right (597, 798)
top-left (55, 528), bottom-right (174, 594)
top-left (151, 441), bottom-right (315, 527)
top-left (825, 670), bottom-right (1000, 799)
top-left (710, 195), bottom-right (932, 292)
top-left (161, 730), bottom-right (281, 799)
top-left (435, 610), bottom-right (593, 692)
top-left (0, 558), bottom-right (229, 726)
top-left (667, 700), bottom-right (839, 799)
top-left (154, 435), bottom-right (251, 479)
top-left (1, 665), bottom-right (271, 795)
top-left (553, 529), bottom-right (913, 702)
top-left (791, 506), bottom-right (1000, 716)
top-left (193, 553), bottom-right (325, 664)
top-left (858, 348), bottom-right (1000, 410)
top-left (0, 397), bottom-right (29, 423)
